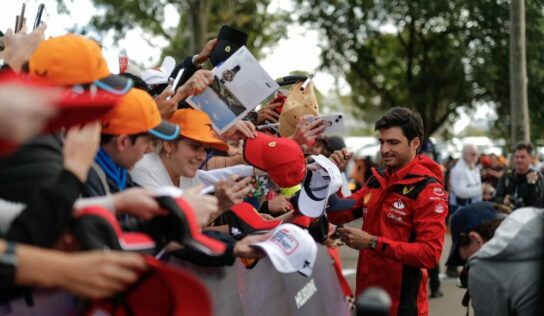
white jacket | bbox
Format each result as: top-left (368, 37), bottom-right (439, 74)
top-left (449, 159), bottom-right (482, 202)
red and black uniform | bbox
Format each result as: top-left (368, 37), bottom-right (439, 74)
top-left (328, 155), bottom-right (448, 316)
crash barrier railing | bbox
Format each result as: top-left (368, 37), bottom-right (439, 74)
top-left (0, 245), bottom-right (350, 316)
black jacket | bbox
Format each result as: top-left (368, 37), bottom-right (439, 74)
top-left (495, 169), bottom-right (544, 209)
top-left (0, 135), bottom-right (63, 203)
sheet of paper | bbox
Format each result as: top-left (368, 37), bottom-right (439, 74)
top-left (187, 46), bottom-right (279, 134)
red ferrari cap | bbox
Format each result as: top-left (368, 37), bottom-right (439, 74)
top-left (243, 132), bottom-right (306, 188)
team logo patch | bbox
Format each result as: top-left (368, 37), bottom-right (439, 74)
top-left (393, 199), bottom-right (405, 209)
top-left (434, 204), bottom-right (445, 214)
top-left (433, 187), bottom-right (445, 196)
top-left (363, 193), bottom-right (372, 204)
top-left (403, 185), bottom-right (415, 195)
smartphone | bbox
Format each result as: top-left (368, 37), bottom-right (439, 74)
top-left (16, 3), bottom-right (26, 33)
top-left (307, 113), bottom-right (345, 133)
top-left (33, 4), bottom-right (45, 30)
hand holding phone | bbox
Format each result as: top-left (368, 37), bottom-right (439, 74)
top-left (306, 113), bottom-right (345, 133)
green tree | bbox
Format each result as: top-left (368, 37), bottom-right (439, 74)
top-left (293, 0), bottom-right (544, 142)
top-left (59, 0), bottom-right (289, 61)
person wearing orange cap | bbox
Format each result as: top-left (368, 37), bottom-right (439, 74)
top-left (84, 88), bottom-right (180, 197)
top-left (0, 33), bottom-right (135, 203)
top-left (131, 108), bottom-right (255, 214)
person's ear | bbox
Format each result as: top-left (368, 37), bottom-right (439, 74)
top-left (115, 135), bottom-right (130, 151)
top-left (411, 137), bottom-right (421, 151)
top-left (468, 231), bottom-right (485, 246)
top-left (163, 141), bottom-right (175, 156)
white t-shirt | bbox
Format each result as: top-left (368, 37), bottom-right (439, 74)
top-left (130, 152), bottom-right (254, 191)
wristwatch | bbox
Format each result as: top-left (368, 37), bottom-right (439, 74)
top-left (0, 241), bottom-right (18, 287)
top-left (369, 236), bottom-right (378, 250)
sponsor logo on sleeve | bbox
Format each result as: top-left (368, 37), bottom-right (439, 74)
top-left (434, 204), bottom-right (445, 214)
top-left (433, 187), bottom-right (445, 196)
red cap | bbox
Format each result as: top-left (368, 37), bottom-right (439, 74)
top-left (87, 256), bottom-right (212, 316)
top-left (75, 206), bottom-right (156, 251)
top-left (225, 202), bottom-right (281, 239)
top-left (0, 71), bottom-right (120, 134)
top-left (243, 132), bottom-right (306, 188)
top-left (175, 197), bottom-right (227, 256)
top-left (152, 196), bottom-right (226, 256)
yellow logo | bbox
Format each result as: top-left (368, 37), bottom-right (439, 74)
top-left (364, 193), bottom-right (371, 204)
top-left (268, 141), bottom-right (276, 147)
top-left (403, 185), bottom-right (415, 195)
top-left (225, 45), bottom-right (231, 52)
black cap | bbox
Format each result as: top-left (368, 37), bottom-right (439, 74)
top-left (209, 25), bottom-right (248, 66)
top-left (322, 136), bottom-right (346, 152)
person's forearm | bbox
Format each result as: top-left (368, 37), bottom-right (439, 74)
top-left (74, 196), bottom-right (115, 213)
top-left (204, 155), bottom-right (246, 170)
top-left (13, 242), bottom-right (67, 288)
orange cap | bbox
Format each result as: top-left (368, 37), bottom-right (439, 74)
top-left (101, 88), bottom-right (179, 140)
top-left (169, 109), bottom-right (228, 151)
top-left (29, 34), bottom-right (132, 95)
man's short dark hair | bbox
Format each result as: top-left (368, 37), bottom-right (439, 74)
top-left (514, 142), bottom-right (533, 155)
top-left (100, 133), bottom-right (147, 145)
top-left (374, 107), bottom-right (424, 144)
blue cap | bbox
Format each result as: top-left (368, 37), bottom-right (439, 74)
top-left (446, 202), bottom-right (498, 266)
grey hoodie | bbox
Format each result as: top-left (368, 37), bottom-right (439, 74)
top-left (467, 207), bottom-right (544, 316)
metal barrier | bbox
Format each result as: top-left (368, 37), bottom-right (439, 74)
top-left (1, 245), bottom-right (350, 316)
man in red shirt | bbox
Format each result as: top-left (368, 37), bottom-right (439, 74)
top-left (328, 107), bottom-right (448, 316)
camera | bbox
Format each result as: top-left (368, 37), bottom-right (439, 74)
top-left (510, 195), bottom-right (525, 209)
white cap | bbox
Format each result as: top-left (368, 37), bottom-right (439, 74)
top-left (142, 56), bottom-right (176, 85)
top-left (252, 223), bottom-right (317, 277)
top-left (297, 154), bottom-right (342, 218)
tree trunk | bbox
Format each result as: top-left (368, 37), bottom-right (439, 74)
top-left (510, 0), bottom-right (531, 143)
top-left (189, 0), bottom-right (209, 54)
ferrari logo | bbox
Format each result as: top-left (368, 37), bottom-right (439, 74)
top-left (225, 45), bottom-right (231, 52)
top-left (403, 185), bottom-right (415, 195)
top-left (364, 193), bottom-right (371, 204)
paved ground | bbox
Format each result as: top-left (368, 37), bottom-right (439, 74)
top-left (339, 218), bottom-right (469, 316)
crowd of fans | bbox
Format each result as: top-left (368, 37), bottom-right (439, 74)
top-left (0, 10), bottom-right (543, 316)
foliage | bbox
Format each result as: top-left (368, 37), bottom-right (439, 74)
top-left (293, 0), bottom-right (544, 142)
top-left (58, 0), bottom-right (290, 61)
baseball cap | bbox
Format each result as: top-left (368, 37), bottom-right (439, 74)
top-left (297, 155), bottom-right (343, 218)
top-left (446, 202), bottom-right (501, 266)
top-left (142, 56), bottom-right (176, 85)
top-left (278, 81), bottom-right (319, 137)
top-left (169, 109), bottom-right (228, 151)
top-left (251, 223), bottom-right (318, 277)
top-left (100, 88), bottom-right (179, 140)
top-left (73, 206), bottom-right (156, 252)
top-left (0, 71), bottom-right (121, 134)
top-left (320, 135), bottom-right (346, 152)
top-left (224, 202), bottom-right (281, 239)
top-left (29, 34), bottom-right (132, 95)
top-left (150, 196), bottom-right (226, 256)
top-left (87, 256), bottom-right (212, 316)
top-left (243, 132), bottom-right (306, 188)
top-left (210, 25), bottom-right (248, 66)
